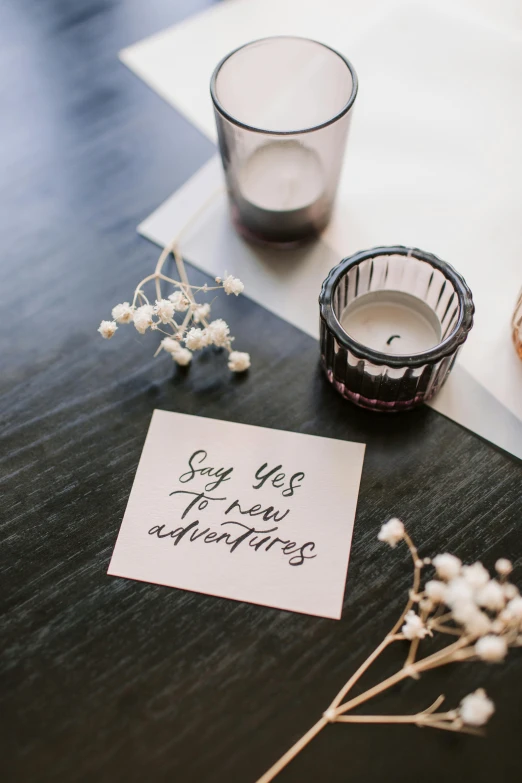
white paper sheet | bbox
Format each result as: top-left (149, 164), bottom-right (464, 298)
top-left (109, 410), bottom-right (366, 619)
top-left (122, 0), bottom-right (522, 457)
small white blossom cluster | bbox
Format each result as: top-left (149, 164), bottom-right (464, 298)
top-left (377, 517), bottom-right (405, 548)
top-left (215, 273), bottom-right (244, 296)
top-left (184, 319), bottom-right (231, 350)
top-left (376, 518), bottom-right (521, 732)
top-left (222, 274), bottom-right (244, 296)
top-left (98, 271), bottom-right (250, 373)
top-left (426, 553), bottom-right (521, 656)
top-left (402, 609), bottom-right (431, 640)
top-left (459, 689), bottom-right (495, 727)
top-left (160, 337), bottom-right (192, 366)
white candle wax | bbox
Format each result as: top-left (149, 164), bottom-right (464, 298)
top-left (340, 290), bottom-right (442, 356)
top-left (239, 140), bottom-right (324, 210)
top-left (232, 140), bottom-right (328, 242)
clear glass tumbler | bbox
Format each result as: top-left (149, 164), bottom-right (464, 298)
top-left (210, 36), bottom-right (358, 246)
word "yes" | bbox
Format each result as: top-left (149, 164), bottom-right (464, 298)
top-left (253, 463), bottom-right (305, 497)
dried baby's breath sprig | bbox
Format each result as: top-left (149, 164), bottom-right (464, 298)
top-left (97, 198), bottom-right (250, 373)
top-left (256, 521), bottom-right (521, 783)
top-left (228, 351), bottom-right (251, 372)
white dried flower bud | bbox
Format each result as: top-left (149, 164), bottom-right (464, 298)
top-left (111, 302), bottom-right (134, 323)
top-left (228, 351), bottom-right (251, 372)
top-left (172, 347), bottom-right (192, 366)
top-left (462, 562), bottom-right (490, 590)
top-left (207, 318), bottom-right (230, 347)
top-left (222, 274), bottom-right (244, 296)
top-left (98, 320), bottom-right (117, 339)
top-left (445, 578), bottom-right (474, 608)
top-left (419, 598), bottom-right (433, 613)
top-left (377, 518), bottom-right (405, 548)
top-left (401, 610), bottom-right (429, 640)
top-left (193, 303), bottom-right (211, 324)
top-left (161, 337), bottom-right (182, 355)
top-left (185, 327), bottom-right (209, 350)
top-left (459, 689), bottom-right (495, 727)
top-left (133, 304), bottom-right (154, 334)
top-left (476, 580), bottom-right (505, 612)
top-left (452, 603), bottom-right (491, 637)
top-left (468, 613), bottom-right (493, 637)
top-left (425, 580), bottom-right (447, 604)
top-left (499, 608), bottom-right (515, 627)
top-left (432, 553), bottom-right (461, 581)
top-left (503, 583), bottom-right (519, 600)
top-left (168, 291), bottom-right (190, 312)
top-left (475, 635), bottom-right (508, 662)
top-left (506, 596), bottom-right (522, 621)
top-left (495, 558), bottom-right (513, 576)
top-left (491, 618), bottom-right (506, 634)
top-left (154, 298), bottom-right (176, 323)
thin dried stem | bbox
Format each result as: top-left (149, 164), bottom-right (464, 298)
top-left (330, 715), bottom-right (482, 737)
top-left (428, 621), bottom-right (463, 636)
top-left (427, 721), bottom-right (483, 737)
top-left (335, 668), bottom-right (409, 717)
top-left (434, 611), bottom-right (453, 625)
top-left (329, 635), bottom-right (396, 711)
top-left (334, 633), bottom-right (471, 720)
top-left (334, 694), bottom-right (447, 725)
top-left (173, 244), bottom-right (191, 290)
top-left (329, 534), bottom-right (422, 713)
top-left (405, 636), bottom-right (421, 667)
top-left (335, 711), bottom-right (452, 725)
top-left (132, 185), bottom-right (223, 310)
top-left (167, 186), bottom-right (223, 294)
top-left (179, 308), bottom-right (194, 334)
top-left (421, 695), bottom-right (446, 714)
top-left (389, 532), bottom-right (423, 636)
top-left (334, 701), bottom-right (483, 737)
top-left (255, 717), bottom-right (328, 783)
top-left (405, 604), bottom-right (430, 667)
top-left (414, 638), bottom-right (472, 674)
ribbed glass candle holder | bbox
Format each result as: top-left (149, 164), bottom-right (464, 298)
top-left (319, 246), bottom-right (474, 412)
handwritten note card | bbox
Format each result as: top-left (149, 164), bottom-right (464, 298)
top-left (108, 410), bottom-right (365, 619)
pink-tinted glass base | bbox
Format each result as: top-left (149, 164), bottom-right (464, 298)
top-left (325, 369), bottom-right (443, 412)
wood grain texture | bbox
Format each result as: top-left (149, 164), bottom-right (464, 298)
top-left (1, 2), bottom-right (521, 782)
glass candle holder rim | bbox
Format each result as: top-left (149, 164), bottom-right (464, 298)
top-left (209, 35), bottom-right (358, 136)
top-left (319, 245), bottom-right (475, 369)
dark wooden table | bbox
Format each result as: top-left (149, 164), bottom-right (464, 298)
top-left (2, 2), bottom-right (521, 782)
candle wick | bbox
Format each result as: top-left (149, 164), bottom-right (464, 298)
top-left (386, 334), bottom-right (401, 345)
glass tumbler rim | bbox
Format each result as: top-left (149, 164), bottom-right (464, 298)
top-left (210, 35), bottom-right (358, 136)
top-left (319, 245), bottom-right (475, 369)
